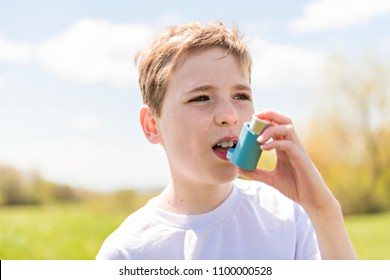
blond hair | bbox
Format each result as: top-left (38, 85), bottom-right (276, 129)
top-left (134, 22), bottom-right (252, 117)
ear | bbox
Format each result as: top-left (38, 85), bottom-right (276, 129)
top-left (140, 105), bottom-right (161, 144)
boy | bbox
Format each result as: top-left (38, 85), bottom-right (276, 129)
top-left (97, 22), bottom-right (357, 260)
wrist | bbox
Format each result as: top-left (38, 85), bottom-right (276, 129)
top-left (305, 197), bottom-right (358, 259)
top-left (305, 195), bottom-right (343, 222)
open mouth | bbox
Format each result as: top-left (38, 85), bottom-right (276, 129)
top-left (212, 140), bottom-right (237, 160)
top-left (212, 140), bottom-right (237, 149)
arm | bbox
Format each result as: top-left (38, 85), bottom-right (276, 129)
top-left (239, 109), bottom-right (357, 259)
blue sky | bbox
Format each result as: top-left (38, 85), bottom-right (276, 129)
top-left (1, 0), bottom-right (390, 192)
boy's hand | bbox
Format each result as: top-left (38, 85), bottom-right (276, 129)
top-left (239, 109), bottom-right (358, 259)
top-left (238, 109), bottom-right (336, 213)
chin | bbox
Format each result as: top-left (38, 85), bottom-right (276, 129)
top-left (212, 166), bottom-right (239, 184)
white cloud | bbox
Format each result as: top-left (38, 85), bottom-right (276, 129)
top-left (249, 38), bottom-right (327, 90)
top-left (37, 19), bottom-right (154, 88)
top-left (0, 19), bottom-right (155, 88)
top-left (290, 0), bottom-right (390, 33)
top-left (0, 36), bottom-right (33, 63)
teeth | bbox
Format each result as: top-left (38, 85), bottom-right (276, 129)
top-left (216, 141), bottom-right (237, 148)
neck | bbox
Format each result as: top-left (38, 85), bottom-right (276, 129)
top-left (156, 178), bottom-right (234, 215)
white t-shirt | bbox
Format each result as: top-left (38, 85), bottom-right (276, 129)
top-left (96, 179), bottom-right (320, 260)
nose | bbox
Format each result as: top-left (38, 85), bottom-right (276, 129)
top-left (214, 99), bottom-right (239, 127)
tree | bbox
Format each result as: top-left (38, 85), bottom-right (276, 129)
top-left (306, 55), bottom-right (390, 214)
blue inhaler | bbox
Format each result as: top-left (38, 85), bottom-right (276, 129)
top-left (227, 115), bottom-right (270, 171)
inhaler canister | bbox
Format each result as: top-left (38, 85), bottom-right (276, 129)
top-left (227, 114), bottom-right (270, 171)
top-left (249, 115), bottom-right (269, 135)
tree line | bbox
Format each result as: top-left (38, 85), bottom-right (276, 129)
top-left (0, 165), bottom-right (80, 206)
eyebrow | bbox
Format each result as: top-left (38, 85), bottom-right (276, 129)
top-left (234, 84), bottom-right (252, 92)
top-left (186, 85), bottom-right (215, 94)
top-left (185, 83), bottom-right (251, 95)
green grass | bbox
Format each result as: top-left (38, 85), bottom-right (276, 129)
top-left (1, 204), bottom-right (389, 259)
top-left (0, 204), bottom-right (128, 259)
top-left (345, 211), bottom-right (390, 259)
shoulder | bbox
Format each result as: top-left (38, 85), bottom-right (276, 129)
top-left (234, 178), bottom-right (308, 222)
top-left (234, 179), bottom-right (320, 259)
top-left (96, 203), bottom-right (158, 260)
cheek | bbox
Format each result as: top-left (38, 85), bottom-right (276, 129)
top-left (165, 118), bottom-right (208, 158)
top-left (240, 104), bottom-right (255, 122)
top-left (158, 114), bottom-right (194, 147)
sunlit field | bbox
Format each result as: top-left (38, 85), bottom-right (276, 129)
top-left (0, 204), bottom-right (128, 259)
top-left (0, 204), bottom-right (389, 260)
top-left (345, 211), bottom-right (390, 260)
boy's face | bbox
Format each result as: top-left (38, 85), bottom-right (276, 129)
top-left (155, 47), bottom-right (254, 186)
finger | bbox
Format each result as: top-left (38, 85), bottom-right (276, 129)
top-left (261, 139), bottom-right (306, 161)
top-left (261, 139), bottom-right (294, 152)
top-left (255, 109), bottom-right (293, 125)
top-left (258, 124), bottom-right (296, 143)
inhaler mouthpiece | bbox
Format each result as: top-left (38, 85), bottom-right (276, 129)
top-left (227, 115), bottom-right (270, 171)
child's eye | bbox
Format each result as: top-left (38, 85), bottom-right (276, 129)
top-left (189, 95), bottom-right (210, 102)
top-left (234, 93), bottom-right (251, 101)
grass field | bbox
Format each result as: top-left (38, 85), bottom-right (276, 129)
top-left (0, 204), bottom-right (128, 259)
top-left (0, 204), bottom-right (389, 259)
top-left (345, 211), bottom-right (390, 259)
